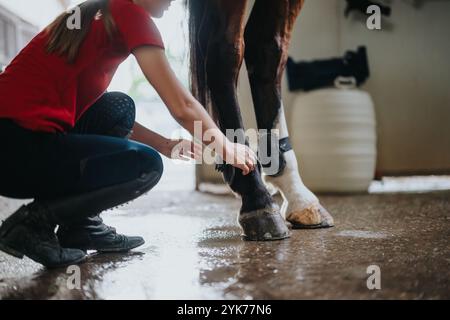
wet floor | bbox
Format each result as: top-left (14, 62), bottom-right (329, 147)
top-left (0, 189), bottom-right (449, 299)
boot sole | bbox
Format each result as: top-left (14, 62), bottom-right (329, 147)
top-left (94, 239), bottom-right (145, 253)
top-left (45, 255), bottom-right (87, 269)
top-left (65, 239), bottom-right (145, 254)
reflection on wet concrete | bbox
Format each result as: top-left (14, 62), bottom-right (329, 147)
top-left (1, 190), bottom-right (449, 299)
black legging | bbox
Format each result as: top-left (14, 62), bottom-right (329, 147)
top-left (0, 92), bottom-right (163, 222)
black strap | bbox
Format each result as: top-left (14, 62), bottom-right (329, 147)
top-left (279, 137), bottom-right (292, 153)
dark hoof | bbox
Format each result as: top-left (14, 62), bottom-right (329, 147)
top-left (238, 204), bottom-right (290, 241)
top-left (290, 204), bottom-right (335, 230)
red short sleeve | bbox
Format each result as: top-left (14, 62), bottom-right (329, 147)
top-left (111, 0), bottom-right (165, 52)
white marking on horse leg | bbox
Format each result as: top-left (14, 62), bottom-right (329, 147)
top-left (265, 149), bottom-right (321, 223)
top-left (264, 105), bottom-right (330, 225)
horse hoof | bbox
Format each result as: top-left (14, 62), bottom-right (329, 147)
top-left (288, 203), bottom-right (335, 229)
top-left (238, 204), bottom-right (290, 241)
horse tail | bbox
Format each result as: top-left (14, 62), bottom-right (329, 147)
top-left (186, 0), bottom-right (217, 117)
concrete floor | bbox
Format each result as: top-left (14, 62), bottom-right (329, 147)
top-left (0, 187), bottom-right (449, 300)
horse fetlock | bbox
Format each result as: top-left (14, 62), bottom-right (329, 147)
top-left (216, 162), bottom-right (235, 185)
top-left (219, 162), bottom-right (269, 201)
top-left (264, 150), bottom-right (319, 206)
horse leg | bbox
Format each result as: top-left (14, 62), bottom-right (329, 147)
top-left (244, 0), bottom-right (334, 228)
top-left (197, 0), bottom-right (289, 240)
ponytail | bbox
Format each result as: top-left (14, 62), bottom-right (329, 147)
top-left (46, 0), bottom-right (115, 63)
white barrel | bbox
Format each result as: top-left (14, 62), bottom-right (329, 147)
top-left (289, 88), bottom-right (377, 193)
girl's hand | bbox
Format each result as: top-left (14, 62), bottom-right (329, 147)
top-left (162, 139), bottom-right (203, 161)
top-left (224, 142), bottom-right (257, 176)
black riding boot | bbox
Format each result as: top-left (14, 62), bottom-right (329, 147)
top-left (0, 167), bottom-right (161, 267)
top-left (0, 203), bottom-right (86, 268)
top-left (51, 169), bottom-right (160, 253)
top-left (57, 214), bottom-right (144, 253)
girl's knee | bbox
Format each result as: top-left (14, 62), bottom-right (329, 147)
top-left (98, 92), bottom-right (136, 138)
top-left (134, 144), bottom-right (164, 186)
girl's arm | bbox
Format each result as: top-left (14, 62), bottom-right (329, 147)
top-left (132, 46), bottom-right (256, 175)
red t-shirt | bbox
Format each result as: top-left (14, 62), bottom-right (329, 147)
top-left (0, 0), bottom-right (164, 132)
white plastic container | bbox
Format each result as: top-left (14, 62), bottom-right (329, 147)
top-left (289, 86), bottom-right (377, 193)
